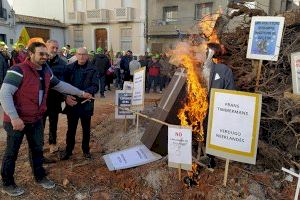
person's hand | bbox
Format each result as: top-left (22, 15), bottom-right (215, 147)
top-left (65, 95), bottom-right (77, 106)
top-left (82, 92), bottom-right (93, 99)
top-left (11, 118), bottom-right (25, 131)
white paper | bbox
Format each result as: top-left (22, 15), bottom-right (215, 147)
top-left (168, 126), bottom-right (192, 170)
top-left (103, 144), bottom-right (162, 171)
top-left (132, 67), bottom-right (145, 110)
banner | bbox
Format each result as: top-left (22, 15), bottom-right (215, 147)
top-left (17, 27), bottom-right (30, 46)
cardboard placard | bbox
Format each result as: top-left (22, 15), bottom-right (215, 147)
top-left (115, 90), bottom-right (135, 119)
top-left (123, 81), bottom-right (133, 92)
top-left (132, 67), bottom-right (146, 111)
top-left (103, 144), bottom-right (162, 171)
top-left (291, 52), bottom-right (300, 95)
top-left (246, 16), bottom-right (285, 61)
top-left (206, 89), bottom-right (262, 164)
top-left (168, 125), bottom-right (192, 171)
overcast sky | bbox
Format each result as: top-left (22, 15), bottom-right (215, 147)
top-left (7, 0), bottom-right (65, 22)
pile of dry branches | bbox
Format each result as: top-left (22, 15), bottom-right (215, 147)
top-left (217, 5), bottom-right (300, 169)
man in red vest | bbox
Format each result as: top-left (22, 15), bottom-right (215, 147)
top-left (0, 42), bottom-right (92, 197)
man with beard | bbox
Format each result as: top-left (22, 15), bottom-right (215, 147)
top-left (43, 40), bottom-right (67, 154)
top-left (0, 42), bottom-right (92, 196)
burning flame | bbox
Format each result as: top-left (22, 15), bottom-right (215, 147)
top-left (170, 14), bottom-right (222, 142)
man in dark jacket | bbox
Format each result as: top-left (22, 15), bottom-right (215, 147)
top-left (43, 40), bottom-right (67, 154)
top-left (0, 41), bottom-right (9, 86)
top-left (61, 47), bottom-right (99, 160)
top-left (92, 47), bottom-right (110, 98)
top-left (120, 50), bottom-right (133, 84)
top-left (0, 42), bottom-right (92, 196)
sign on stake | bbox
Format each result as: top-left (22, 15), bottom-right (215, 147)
top-left (282, 167), bottom-right (300, 200)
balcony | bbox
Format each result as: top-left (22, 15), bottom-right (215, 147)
top-left (86, 9), bottom-right (109, 23)
top-left (67, 11), bottom-right (85, 24)
top-left (148, 17), bottom-right (197, 36)
top-left (115, 7), bottom-right (134, 22)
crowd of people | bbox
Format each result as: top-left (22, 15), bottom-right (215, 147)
top-left (0, 38), bottom-right (178, 197)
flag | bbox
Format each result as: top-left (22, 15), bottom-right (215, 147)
top-left (17, 27), bottom-right (30, 46)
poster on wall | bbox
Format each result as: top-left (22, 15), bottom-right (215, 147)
top-left (246, 16), bottom-right (285, 61)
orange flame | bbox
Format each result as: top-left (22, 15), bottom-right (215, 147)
top-left (171, 14), bottom-right (221, 142)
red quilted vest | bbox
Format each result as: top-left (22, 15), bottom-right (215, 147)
top-left (3, 59), bottom-right (52, 123)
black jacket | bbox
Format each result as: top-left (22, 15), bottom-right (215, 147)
top-left (92, 54), bottom-right (110, 76)
top-left (47, 55), bottom-right (67, 112)
top-left (0, 52), bottom-right (9, 85)
top-left (63, 61), bottom-right (99, 116)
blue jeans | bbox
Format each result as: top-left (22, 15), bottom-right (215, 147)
top-left (1, 120), bottom-right (46, 186)
top-left (147, 75), bottom-right (160, 92)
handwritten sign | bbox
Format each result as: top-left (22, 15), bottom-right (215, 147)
top-left (291, 52), bottom-right (300, 95)
top-left (247, 16), bottom-right (285, 61)
top-left (168, 125), bottom-right (192, 171)
top-left (206, 89), bottom-right (262, 164)
top-left (115, 90), bottom-right (135, 119)
top-left (132, 67), bottom-right (146, 111)
top-left (103, 144), bottom-right (162, 171)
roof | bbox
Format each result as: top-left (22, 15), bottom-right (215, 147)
top-left (15, 14), bottom-right (67, 28)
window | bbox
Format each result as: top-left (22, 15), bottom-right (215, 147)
top-left (121, 0), bottom-right (133, 7)
top-left (195, 3), bottom-right (213, 20)
top-left (96, 0), bottom-right (106, 9)
top-left (0, 34), bottom-right (6, 43)
top-left (120, 28), bottom-right (132, 51)
top-left (74, 29), bottom-right (83, 48)
top-left (163, 6), bottom-right (178, 23)
top-left (74, 0), bottom-right (83, 12)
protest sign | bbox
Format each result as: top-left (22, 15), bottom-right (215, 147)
top-left (103, 144), bottom-right (162, 171)
top-left (123, 81), bottom-right (133, 92)
top-left (206, 89), bottom-right (262, 165)
top-left (115, 90), bottom-right (135, 119)
top-left (246, 16), bottom-right (285, 61)
top-left (132, 67), bottom-right (146, 111)
top-left (168, 125), bottom-right (192, 171)
top-left (291, 52), bottom-right (300, 95)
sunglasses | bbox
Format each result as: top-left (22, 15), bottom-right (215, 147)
top-left (37, 52), bottom-right (50, 57)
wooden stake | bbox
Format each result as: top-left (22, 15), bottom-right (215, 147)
top-left (223, 159), bottom-right (230, 187)
top-left (136, 114), bottom-right (139, 135)
top-left (197, 141), bottom-right (202, 160)
top-left (124, 116), bottom-right (127, 133)
top-left (255, 59), bottom-right (263, 92)
top-left (282, 167), bottom-right (300, 200)
top-left (178, 164), bottom-right (182, 180)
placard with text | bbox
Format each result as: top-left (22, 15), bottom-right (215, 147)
top-left (168, 125), bottom-right (192, 171)
top-left (206, 89), bottom-right (262, 164)
top-left (246, 16), bottom-right (285, 61)
top-left (115, 90), bottom-right (135, 119)
top-left (291, 52), bottom-right (300, 95)
top-left (131, 67), bottom-right (146, 111)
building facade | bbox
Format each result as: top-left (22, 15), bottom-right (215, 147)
top-left (0, 0), bottom-right (15, 45)
top-left (147, 0), bottom-right (299, 53)
top-left (65, 0), bottom-right (146, 55)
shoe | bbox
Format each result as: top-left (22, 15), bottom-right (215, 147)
top-left (37, 177), bottom-right (55, 189)
top-left (1, 184), bottom-right (25, 196)
top-left (159, 91), bottom-right (163, 94)
top-left (49, 144), bottom-right (59, 154)
top-left (60, 152), bottom-right (72, 160)
top-left (83, 152), bottom-right (92, 159)
top-left (100, 94), bottom-right (105, 98)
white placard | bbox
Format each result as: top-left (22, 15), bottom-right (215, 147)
top-left (103, 144), bottom-right (162, 171)
top-left (168, 125), bottom-right (192, 171)
top-left (115, 90), bottom-right (135, 119)
top-left (246, 16), bottom-right (285, 61)
top-left (123, 81), bottom-right (133, 92)
top-left (291, 52), bottom-right (300, 95)
top-left (132, 67), bottom-right (146, 111)
top-left (206, 89), bottom-right (262, 164)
